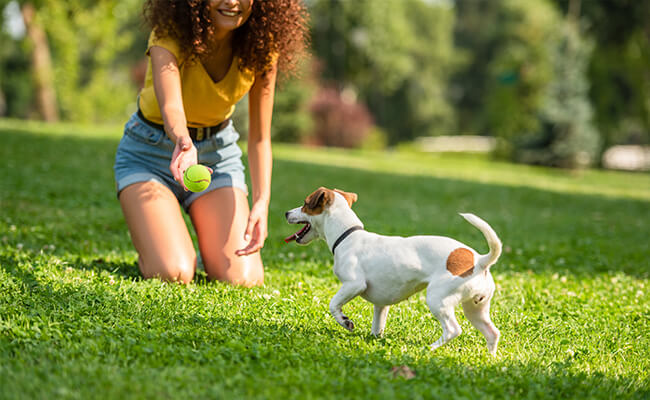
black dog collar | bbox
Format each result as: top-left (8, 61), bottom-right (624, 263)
top-left (331, 226), bottom-right (364, 255)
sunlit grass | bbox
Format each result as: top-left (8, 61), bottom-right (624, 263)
top-left (1, 119), bottom-right (648, 399)
top-left (273, 144), bottom-right (650, 201)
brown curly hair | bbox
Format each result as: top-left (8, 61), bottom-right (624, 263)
top-left (143, 0), bottom-right (310, 77)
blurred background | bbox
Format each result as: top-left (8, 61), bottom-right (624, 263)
top-left (0, 0), bottom-right (648, 171)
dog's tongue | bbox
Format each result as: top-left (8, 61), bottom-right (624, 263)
top-left (284, 224), bottom-right (309, 243)
top-left (284, 233), bottom-right (298, 243)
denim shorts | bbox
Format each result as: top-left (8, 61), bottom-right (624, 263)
top-left (114, 111), bottom-right (247, 213)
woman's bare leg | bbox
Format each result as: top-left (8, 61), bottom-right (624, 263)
top-left (119, 181), bottom-right (196, 284)
top-left (189, 187), bottom-right (264, 287)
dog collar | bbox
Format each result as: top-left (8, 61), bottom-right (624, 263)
top-left (331, 226), bottom-right (364, 255)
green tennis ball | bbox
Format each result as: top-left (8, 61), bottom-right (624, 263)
top-left (183, 165), bottom-right (211, 192)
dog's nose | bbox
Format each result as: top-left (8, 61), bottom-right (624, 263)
top-left (285, 211), bottom-right (290, 219)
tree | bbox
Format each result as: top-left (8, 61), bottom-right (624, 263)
top-left (480, 0), bottom-right (559, 144)
top-left (0, 2), bottom-right (33, 117)
top-left (40, 0), bottom-right (145, 123)
top-left (456, 0), bottom-right (650, 151)
top-left (553, 0), bottom-right (650, 147)
top-left (308, 0), bottom-right (458, 144)
top-left (0, 0), bottom-right (146, 123)
top-left (2, 0), bottom-right (61, 121)
top-left (451, 0), bottom-right (505, 134)
top-left (454, 0), bottom-right (600, 168)
top-left (516, 14), bottom-right (600, 168)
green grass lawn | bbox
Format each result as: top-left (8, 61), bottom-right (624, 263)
top-left (1, 118), bottom-right (649, 399)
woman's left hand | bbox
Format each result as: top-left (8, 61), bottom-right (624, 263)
top-left (236, 200), bottom-right (269, 256)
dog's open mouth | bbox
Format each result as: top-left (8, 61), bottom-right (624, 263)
top-left (284, 222), bottom-right (311, 243)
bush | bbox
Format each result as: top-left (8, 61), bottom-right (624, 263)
top-left (308, 87), bottom-right (374, 148)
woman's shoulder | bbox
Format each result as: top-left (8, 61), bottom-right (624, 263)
top-left (146, 30), bottom-right (184, 62)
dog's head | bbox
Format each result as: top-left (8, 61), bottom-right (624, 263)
top-left (284, 187), bottom-right (358, 245)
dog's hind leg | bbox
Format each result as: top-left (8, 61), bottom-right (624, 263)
top-left (462, 296), bottom-right (500, 356)
top-left (329, 281), bottom-right (367, 332)
top-left (426, 291), bottom-right (462, 351)
top-left (371, 305), bottom-right (390, 337)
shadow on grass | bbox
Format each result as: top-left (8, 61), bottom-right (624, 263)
top-left (1, 251), bottom-right (227, 285)
top-left (73, 256), bottom-right (142, 280)
top-left (1, 257), bottom-right (647, 399)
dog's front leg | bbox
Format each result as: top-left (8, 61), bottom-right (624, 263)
top-left (329, 281), bottom-right (367, 332)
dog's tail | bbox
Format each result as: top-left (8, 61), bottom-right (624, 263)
top-left (460, 213), bottom-right (502, 270)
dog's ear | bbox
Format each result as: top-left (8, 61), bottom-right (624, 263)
top-left (303, 187), bottom-right (335, 215)
top-left (334, 189), bottom-right (358, 208)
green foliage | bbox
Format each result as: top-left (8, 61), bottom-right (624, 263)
top-left (270, 64), bottom-right (316, 143)
top-left (231, 72), bottom-right (314, 144)
top-left (310, 0), bottom-right (459, 144)
top-left (451, 0), bottom-right (502, 134)
top-left (588, 31), bottom-right (650, 147)
top-left (456, 0), bottom-right (603, 168)
top-left (310, 0), bottom-right (415, 93)
top-left (551, 0), bottom-right (650, 146)
top-left (455, 0), bottom-right (649, 157)
top-left (39, 0), bottom-right (143, 123)
top-left (0, 0), bottom-right (146, 122)
top-left (1, 0), bottom-right (648, 164)
top-left (481, 0), bottom-right (559, 142)
top-left (515, 22), bottom-right (600, 168)
top-left (1, 121), bottom-right (649, 398)
top-left (0, 28), bottom-right (32, 117)
top-left (359, 126), bottom-right (388, 151)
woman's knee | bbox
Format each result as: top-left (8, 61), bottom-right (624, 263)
top-left (203, 253), bottom-right (264, 287)
top-left (139, 254), bottom-right (196, 284)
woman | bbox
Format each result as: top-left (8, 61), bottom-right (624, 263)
top-left (114, 0), bottom-right (309, 285)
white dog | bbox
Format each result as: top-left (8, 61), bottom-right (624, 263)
top-left (285, 187), bottom-right (503, 355)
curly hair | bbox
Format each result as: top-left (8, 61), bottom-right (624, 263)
top-left (143, 0), bottom-right (310, 77)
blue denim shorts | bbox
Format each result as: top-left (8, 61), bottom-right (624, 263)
top-left (114, 111), bottom-right (247, 212)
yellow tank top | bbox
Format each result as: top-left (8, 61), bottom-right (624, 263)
top-left (138, 31), bottom-right (255, 128)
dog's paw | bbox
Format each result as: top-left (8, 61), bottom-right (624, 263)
top-left (430, 339), bottom-right (443, 351)
top-left (341, 315), bottom-right (355, 332)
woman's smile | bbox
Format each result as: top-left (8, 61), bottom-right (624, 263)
top-left (209, 0), bottom-right (253, 35)
top-left (218, 9), bottom-right (241, 17)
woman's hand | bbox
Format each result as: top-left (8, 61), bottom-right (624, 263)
top-left (236, 200), bottom-right (269, 256)
top-left (170, 135), bottom-right (197, 190)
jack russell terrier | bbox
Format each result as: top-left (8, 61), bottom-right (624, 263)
top-left (285, 187), bottom-right (503, 355)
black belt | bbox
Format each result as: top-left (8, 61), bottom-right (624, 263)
top-left (137, 109), bottom-right (230, 141)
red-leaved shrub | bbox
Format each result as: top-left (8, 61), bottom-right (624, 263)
top-left (308, 87), bottom-right (374, 148)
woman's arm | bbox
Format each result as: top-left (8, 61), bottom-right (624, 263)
top-left (236, 62), bottom-right (278, 256)
top-left (149, 46), bottom-right (196, 187)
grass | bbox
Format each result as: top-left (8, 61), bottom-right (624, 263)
top-left (1, 118), bottom-right (649, 399)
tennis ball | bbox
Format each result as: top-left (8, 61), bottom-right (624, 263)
top-left (183, 165), bottom-right (211, 192)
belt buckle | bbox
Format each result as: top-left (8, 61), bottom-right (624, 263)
top-left (195, 127), bottom-right (205, 141)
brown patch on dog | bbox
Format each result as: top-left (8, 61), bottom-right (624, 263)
top-left (334, 189), bottom-right (358, 207)
top-left (447, 248), bottom-right (475, 277)
top-left (302, 187), bottom-right (335, 215)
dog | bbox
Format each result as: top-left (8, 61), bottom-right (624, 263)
top-left (284, 187), bottom-right (503, 355)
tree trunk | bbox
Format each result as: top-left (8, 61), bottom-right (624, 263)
top-left (21, 2), bottom-right (59, 122)
top-left (0, 86), bottom-right (6, 117)
top-left (567, 0), bottom-right (581, 25)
